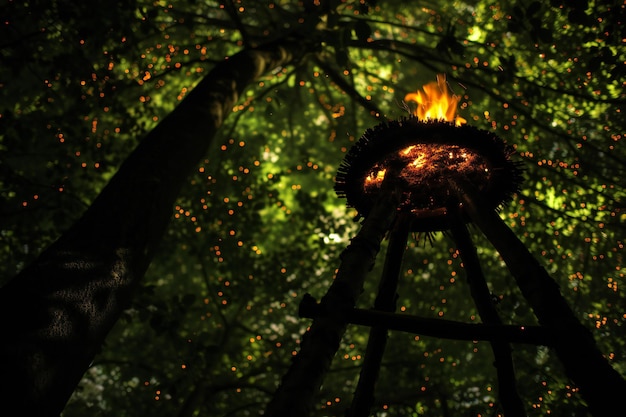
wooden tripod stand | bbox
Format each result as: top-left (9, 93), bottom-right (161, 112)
top-left (265, 183), bottom-right (625, 417)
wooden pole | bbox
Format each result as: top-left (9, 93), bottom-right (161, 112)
top-left (265, 189), bottom-right (398, 417)
top-left (448, 206), bottom-right (526, 417)
top-left (454, 179), bottom-right (626, 417)
top-left (299, 301), bottom-right (551, 345)
top-left (347, 213), bottom-right (412, 417)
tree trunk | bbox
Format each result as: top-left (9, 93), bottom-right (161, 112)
top-left (0, 41), bottom-right (301, 416)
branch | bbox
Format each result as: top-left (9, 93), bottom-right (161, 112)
top-left (314, 56), bottom-right (383, 119)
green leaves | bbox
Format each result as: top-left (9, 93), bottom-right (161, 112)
top-left (3, 0), bottom-right (625, 416)
top-left (508, 1), bottom-right (553, 43)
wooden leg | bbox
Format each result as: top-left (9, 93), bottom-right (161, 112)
top-left (265, 190), bottom-right (398, 417)
top-left (348, 213), bottom-right (412, 417)
top-left (448, 205), bottom-right (526, 417)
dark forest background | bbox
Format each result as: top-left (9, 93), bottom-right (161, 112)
top-left (1, 0), bottom-right (625, 415)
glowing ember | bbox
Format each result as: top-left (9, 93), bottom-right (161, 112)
top-left (404, 74), bottom-right (466, 126)
top-left (335, 117), bottom-right (522, 231)
top-left (364, 169), bottom-right (387, 184)
top-left (362, 75), bottom-right (470, 186)
top-left (335, 75), bottom-right (521, 231)
top-left (363, 143), bottom-right (490, 213)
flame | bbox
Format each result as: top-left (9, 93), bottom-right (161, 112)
top-left (404, 74), bottom-right (466, 126)
top-left (362, 75), bottom-right (467, 187)
top-left (365, 168), bottom-right (387, 183)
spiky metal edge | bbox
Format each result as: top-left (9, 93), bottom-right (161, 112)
top-left (334, 117), bottom-right (524, 230)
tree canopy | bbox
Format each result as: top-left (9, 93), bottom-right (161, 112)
top-left (1, 0), bottom-right (625, 416)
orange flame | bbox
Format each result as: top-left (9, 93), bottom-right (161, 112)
top-left (362, 75), bottom-right (467, 188)
top-left (404, 74), bottom-right (466, 126)
top-left (365, 168), bottom-right (386, 184)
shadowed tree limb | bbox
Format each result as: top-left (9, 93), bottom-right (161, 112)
top-left (315, 56), bottom-right (384, 118)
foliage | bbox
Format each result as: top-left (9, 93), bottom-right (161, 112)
top-left (1, 0), bottom-right (624, 416)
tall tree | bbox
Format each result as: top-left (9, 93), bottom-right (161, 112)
top-left (0, 34), bottom-right (307, 417)
top-left (0, 0), bottom-right (326, 413)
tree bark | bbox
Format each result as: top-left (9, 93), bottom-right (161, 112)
top-left (0, 41), bottom-right (301, 416)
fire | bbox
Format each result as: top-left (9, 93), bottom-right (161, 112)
top-left (361, 74), bottom-right (469, 188)
top-left (404, 74), bottom-right (466, 126)
top-left (362, 143), bottom-right (490, 212)
top-left (365, 168), bottom-right (386, 184)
